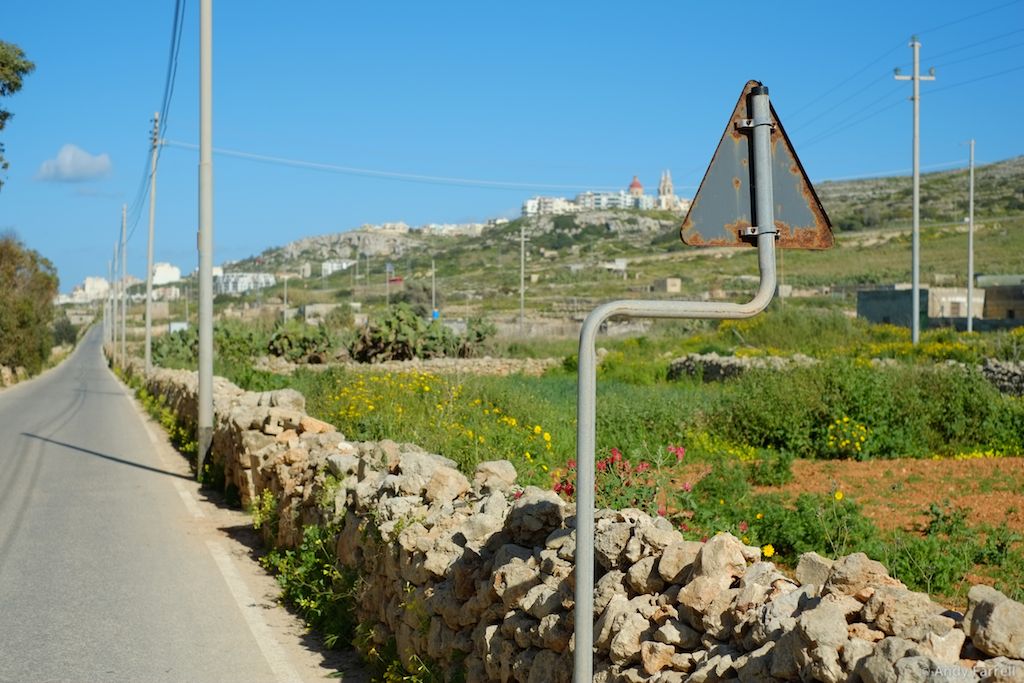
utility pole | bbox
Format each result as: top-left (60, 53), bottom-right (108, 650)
top-left (145, 112), bottom-right (160, 375)
top-left (894, 36), bottom-right (935, 344)
top-left (283, 275), bottom-right (289, 309)
top-left (120, 204), bottom-right (127, 368)
top-left (519, 223), bottom-right (526, 336)
top-left (197, 0), bottom-right (214, 480)
top-left (113, 246), bottom-right (120, 365)
top-left (431, 258), bottom-right (436, 317)
top-left (108, 255), bottom-right (115, 355)
top-left (967, 139), bottom-right (975, 332)
top-left (104, 259), bottom-right (110, 348)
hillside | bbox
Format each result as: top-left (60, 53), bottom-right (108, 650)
top-left (218, 157), bottom-right (1024, 324)
top-left (817, 155), bottom-right (1024, 231)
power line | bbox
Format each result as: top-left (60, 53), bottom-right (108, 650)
top-left (816, 159), bottom-right (970, 183)
top-left (928, 63), bottom-right (1024, 94)
top-left (932, 40), bottom-right (1024, 69)
top-left (123, 0), bottom-right (186, 246)
top-left (799, 99), bottom-right (903, 149)
top-left (787, 42), bottom-right (904, 124)
top-left (791, 3), bottom-right (1021, 125)
top-left (916, 0), bottom-right (1023, 36)
top-left (162, 139), bottom-right (625, 192)
top-left (797, 62), bottom-right (1024, 151)
top-left (788, 74), bottom-right (891, 134)
top-left (927, 27), bottom-right (1024, 61)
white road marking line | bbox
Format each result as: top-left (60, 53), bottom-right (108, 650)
top-left (142, 416), bottom-right (205, 519)
top-left (206, 540), bottom-right (304, 683)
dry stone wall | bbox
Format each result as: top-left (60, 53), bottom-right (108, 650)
top-left (128, 362), bottom-right (1024, 682)
top-left (668, 352), bottom-right (1024, 397)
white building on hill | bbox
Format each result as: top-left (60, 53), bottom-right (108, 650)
top-left (213, 272), bottom-right (276, 296)
top-left (152, 262), bottom-right (182, 286)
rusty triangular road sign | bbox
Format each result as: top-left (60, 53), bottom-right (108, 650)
top-left (681, 80), bottom-right (834, 249)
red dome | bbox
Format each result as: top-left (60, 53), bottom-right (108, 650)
top-left (629, 175), bottom-right (643, 190)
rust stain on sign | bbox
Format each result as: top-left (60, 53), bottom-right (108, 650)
top-left (681, 80), bottom-right (834, 250)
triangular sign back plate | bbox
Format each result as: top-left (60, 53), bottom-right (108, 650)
top-left (680, 80), bottom-right (834, 249)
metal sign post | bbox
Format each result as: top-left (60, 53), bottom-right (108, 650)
top-left (572, 82), bottom-right (832, 682)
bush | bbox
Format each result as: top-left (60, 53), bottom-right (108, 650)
top-left (0, 234), bottom-right (58, 373)
top-left (348, 304), bottom-right (494, 363)
top-left (261, 524), bottom-right (359, 649)
top-left (268, 320), bottom-right (331, 363)
top-left (52, 313), bottom-right (78, 346)
top-left (704, 359), bottom-right (1024, 459)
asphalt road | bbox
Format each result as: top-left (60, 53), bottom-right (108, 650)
top-left (0, 328), bottom-right (356, 683)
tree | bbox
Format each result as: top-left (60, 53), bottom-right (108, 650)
top-left (0, 40), bottom-right (35, 192)
top-left (0, 234), bottom-right (58, 374)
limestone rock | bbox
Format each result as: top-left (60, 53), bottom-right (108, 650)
top-left (299, 414), bottom-right (335, 434)
top-left (795, 551), bottom-right (834, 591)
top-left (424, 466), bottom-right (470, 505)
top-left (326, 452), bottom-right (358, 478)
top-left (659, 541), bottom-right (702, 584)
top-left (473, 460), bottom-right (517, 493)
top-left (965, 585), bottom-right (1024, 659)
top-left (640, 641), bottom-right (675, 675)
top-left (690, 533), bottom-right (747, 589)
top-left (505, 487), bottom-right (566, 548)
top-left (594, 521), bottom-right (633, 571)
top-left (654, 618), bottom-right (701, 650)
top-left (609, 612), bottom-right (651, 665)
top-left (824, 552), bottom-right (903, 598)
top-left (863, 585), bottom-right (953, 640)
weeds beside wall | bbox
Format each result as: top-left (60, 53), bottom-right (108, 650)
top-left (119, 359), bottom-right (1024, 682)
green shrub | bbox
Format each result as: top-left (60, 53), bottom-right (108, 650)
top-left (52, 313), bottom-right (78, 346)
top-left (268, 320), bottom-right (332, 363)
top-left (705, 359), bottom-right (1024, 459)
top-left (261, 524), bottom-right (359, 649)
top-left (756, 492), bottom-right (882, 560)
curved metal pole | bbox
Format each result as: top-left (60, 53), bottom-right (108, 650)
top-left (572, 86), bottom-right (777, 681)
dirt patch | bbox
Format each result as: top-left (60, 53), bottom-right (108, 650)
top-left (759, 457), bottom-right (1024, 535)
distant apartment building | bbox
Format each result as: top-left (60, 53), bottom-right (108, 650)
top-left (418, 223), bottom-right (487, 237)
top-left (56, 276), bottom-right (111, 305)
top-left (523, 173), bottom-right (685, 217)
top-left (360, 222), bottom-right (410, 234)
top-left (321, 259), bottom-right (356, 277)
top-left (83, 276), bottom-right (110, 300)
top-left (213, 272), bottom-right (276, 296)
top-left (522, 196), bottom-right (580, 217)
top-left (152, 262), bottom-right (182, 286)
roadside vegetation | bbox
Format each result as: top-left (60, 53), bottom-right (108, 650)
top-left (145, 301), bottom-right (1024, 608)
top-left (0, 234), bottom-right (62, 376)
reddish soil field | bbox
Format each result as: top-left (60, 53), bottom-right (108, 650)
top-left (761, 457), bottom-right (1024, 535)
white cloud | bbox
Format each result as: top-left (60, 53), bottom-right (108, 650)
top-left (36, 144), bottom-right (112, 182)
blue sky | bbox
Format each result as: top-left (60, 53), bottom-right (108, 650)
top-left (2, 0), bottom-right (1022, 292)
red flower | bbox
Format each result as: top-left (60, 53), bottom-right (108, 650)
top-left (682, 482), bottom-right (693, 493)
top-left (738, 521), bottom-right (749, 533)
top-left (657, 503), bottom-right (667, 517)
top-left (597, 460), bottom-right (608, 472)
top-left (669, 445), bottom-right (686, 462)
top-left (610, 448), bottom-right (622, 463)
top-left (567, 459), bottom-right (576, 470)
top-left (636, 462), bottom-right (650, 474)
